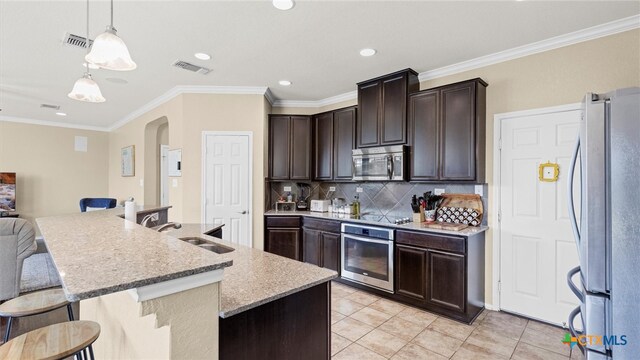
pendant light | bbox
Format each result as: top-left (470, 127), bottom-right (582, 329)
top-left (69, 0), bottom-right (105, 103)
top-left (85, 0), bottom-right (136, 71)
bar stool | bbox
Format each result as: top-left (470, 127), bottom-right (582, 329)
top-left (0, 288), bottom-right (74, 343)
top-left (0, 320), bottom-right (100, 359)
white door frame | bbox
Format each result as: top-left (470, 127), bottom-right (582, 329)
top-left (201, 131), bottom-right (253, 245)
top-left (491, 102), bottom-right (582, 311)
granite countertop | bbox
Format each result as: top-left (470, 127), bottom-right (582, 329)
top-left (264, 210), bottom-right (489, 237)
top-left (35, 207), bottom-right (233, 302)
top-left (167, 224), bottom-right (338, 318)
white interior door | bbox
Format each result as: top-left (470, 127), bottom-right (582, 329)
top-left (160, 145), bottom-right (170, 206)
top-left (203, 133), bottom-right (251, 246)
top-left (499, 108), bottom-right (581, 325)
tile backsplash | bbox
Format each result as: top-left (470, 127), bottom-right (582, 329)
top-left (267, 182), bottom-right (489, 225)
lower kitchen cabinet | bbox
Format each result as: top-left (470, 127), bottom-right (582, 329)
top-left (302, 218), bottom-right (341, 273)
top-left (265, 216), bottom-right (302, 261)
top-left (394, 229), bottom-right (485, 324)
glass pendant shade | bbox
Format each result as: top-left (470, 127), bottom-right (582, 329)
top-left (85, 26), bottom-right (137, 71)
top-left (68, 73), bottom-right (106, 103)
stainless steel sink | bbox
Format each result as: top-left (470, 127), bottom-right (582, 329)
top-left (179, 237), bottom-right (234, 254)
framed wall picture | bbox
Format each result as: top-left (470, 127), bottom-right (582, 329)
top-left (121, 145), bottom-right (135, 177)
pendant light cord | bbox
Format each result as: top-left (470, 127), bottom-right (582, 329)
top-left (110, 0), bottom-right (114, 28)
top-left (85, 0), bottom-right (90, 76)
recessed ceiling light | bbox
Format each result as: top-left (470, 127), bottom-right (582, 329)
top-left (105, 77), bottom-right (129, 84)
top-left (360, 48), bottom-right (377, 57)
top-left (194, 52), bottom-right (211, 60)
top-left (279, 80), bottom-right (292, 86)
top-left (55, 112), bottom-right (67, 116)
top-left (83, 63), bottom-right (100, 70)
top-left (273, 0), bottom-right (294, 10)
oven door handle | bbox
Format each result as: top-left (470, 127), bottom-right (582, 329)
top-left (342, 233), bottom-right (392, 245)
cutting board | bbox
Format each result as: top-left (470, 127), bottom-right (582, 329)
top-left (422, 222), bottom-right (469, 231)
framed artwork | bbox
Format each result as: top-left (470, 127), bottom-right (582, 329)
top-left (539, 161), bottom-right (559, 182)
top-left (121, 145), bottom-right (135, 177)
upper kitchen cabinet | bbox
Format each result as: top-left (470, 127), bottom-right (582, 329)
top-left (356, 69), bottom-right (420, 148)
top-left (313, 106), bottom-right (356, 181)
top-left (409, 78), bottom-right (487, 182)
top-left (268, 115), bottom-right (312, 181)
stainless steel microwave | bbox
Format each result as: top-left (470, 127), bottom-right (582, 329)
top-left (352, 145), bottom-right (406, 181)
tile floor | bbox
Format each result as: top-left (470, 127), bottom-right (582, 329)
top-left (331, 281), bottom-right (585, 360)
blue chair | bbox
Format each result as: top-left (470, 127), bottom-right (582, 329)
top-left (79, 198), bottom-right (117, 212)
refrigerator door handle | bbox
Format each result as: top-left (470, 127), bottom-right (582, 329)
top-left (568, 135), bottom-right (581, 249)
top-left (567, 266), bottom-right (584, 302)
top-left (568, 305), bottom-right (586, 355)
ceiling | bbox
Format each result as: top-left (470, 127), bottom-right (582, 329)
top-left (0, 1), bottom-right (638, 129)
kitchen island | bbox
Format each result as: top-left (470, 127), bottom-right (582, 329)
top-left (36, 208), bottom-right (336, 360)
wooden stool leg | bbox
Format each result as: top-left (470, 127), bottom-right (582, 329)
top-left (67, 303), bottom-right (75, 321)
top-left (88, 345), bottom-right (95, 360)
top-left (3, 317), bottom-right (12, 343)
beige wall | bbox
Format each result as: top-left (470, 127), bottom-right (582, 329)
top-left (0, 121), bottom-right (109, 227)
top-left (108, 93), bottom-right (269, 249)
top-left (270, 29), bottom-right (640, 305)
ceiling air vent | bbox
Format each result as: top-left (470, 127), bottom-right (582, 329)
top-left (62, 33), bottom-right (93, 49)
top-left (172, 60), bottom-right (211, 75)
top-left (40, 104), bottom-right (60, 110)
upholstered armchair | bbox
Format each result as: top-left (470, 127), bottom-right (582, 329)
top-left (0, 218), bottom-right (37, 301)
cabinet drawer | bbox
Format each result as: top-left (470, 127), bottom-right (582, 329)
top-left (302, 217), bottom-right (341, 233)
top-left (266, 216), bottom-right (301, 228)
top-left (396, 230), bottom-right (465, 254)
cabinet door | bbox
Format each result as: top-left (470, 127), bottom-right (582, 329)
top-left (395, 244), bottom-right (427, 302)
top-left (290, 116), bottom-right (312, 180)
top-left (333, 107), bottom-right (356, 180)
top-left (409, 91), bottom-right (439, 181)
top-left (321, 232), bottom-right (340, 272)
top-left (303, 228), bottom-right (322, 266)
top-left (266, 228), bottom-right (301, 261)
top-left (357, 81), bottom-right (381, 147)
top-left (427, 250), bottom-right (465, 312)
top-left (440, 82), bottom-right (476, 180)
top-left (381, 74), bottom-right (408, 145)
top-left (269, 116), bottom-right (291, 180)
top-left (314, 113), bottom-right (333, 180)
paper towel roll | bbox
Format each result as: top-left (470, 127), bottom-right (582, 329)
top-left (125, 201), bottom-right (137, 223)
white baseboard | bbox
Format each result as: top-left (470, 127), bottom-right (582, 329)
top-left (484, 303), bottom-right (500, 311)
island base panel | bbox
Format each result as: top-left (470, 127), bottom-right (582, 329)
top-left (220, 282), bottom-right (330, 360)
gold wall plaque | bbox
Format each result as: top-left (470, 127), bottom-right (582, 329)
top-left (539, 161), bottom-right (559, 182)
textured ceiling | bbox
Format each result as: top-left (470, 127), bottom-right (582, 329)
top-left (0, 0), bottom-right (638, 128)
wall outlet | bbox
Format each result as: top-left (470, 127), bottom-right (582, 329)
top-left (434, 188), bottom-right (445, 195)
top-left (356, 187), bottom-right (363, 193)
top-left (329, 186), bottom-right (336, 192)
top-left (139, 179), bottom-right (144, 187)
top-left (474, 185), bottom-right (484, 197)
top-left (283, 186), bottom-right (292, 192)
top-left (172, 179), bottom-right (178, 187)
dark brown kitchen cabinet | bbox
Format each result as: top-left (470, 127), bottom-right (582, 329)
top-left (356, 69), bottom-right (419, 148)
top-left (394, 229), bottom-right (485, 324)
top-left (265, 216), bottom-right (302, 261)
top-left (268, 115), bottom-right (312, 181)
top-left (395, 244), bottom-right (427, 302)
top-left (313, 106), bottom-right (356, 181)
top-left (427, 250), bottom-right (465, 312)
top-left (409, 78), bottom-right (487, 182)
top-left (302, 218), bottom-right (341, 273)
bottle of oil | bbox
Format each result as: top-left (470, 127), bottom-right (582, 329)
top-left (353, 195), bottom-right (361, 216)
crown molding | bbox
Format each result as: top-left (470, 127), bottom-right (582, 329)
top-left (418, 14), bottom-right (640, 82)
top-left (109, 85), bottom-right (271, 131)
top-left (0, 115), bottom-right (109, 132)
top-left (272, 90), bottom-right (357, 108)
top-left (264, 88), bottom-right (276, 105)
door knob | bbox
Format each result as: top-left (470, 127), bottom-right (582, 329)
top-left (238, 210), bottom-right (248, 214)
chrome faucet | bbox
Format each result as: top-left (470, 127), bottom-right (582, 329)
top-left (140, 213), bottom-right (158, 227)
top-left (154, 222), bottom-right (182, 232)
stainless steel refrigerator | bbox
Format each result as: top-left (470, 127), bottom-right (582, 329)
top-left (567, 87), bottom-right (640, 359)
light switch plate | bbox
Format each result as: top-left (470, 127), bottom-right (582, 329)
top-left (172, 179), bottom-right (178, 187)
top-left (283, 186), bottom-right (292, 192)
top-left (474, 185), bottom-right (483, 197)
top-left (356, 187), bottom-right (363, 193)
top-left (139, 179), bottom-right (144, 187)
top-left (434, 188), bottom-right (445, 195)
top-left (329, 186), bottom-right (336, 192)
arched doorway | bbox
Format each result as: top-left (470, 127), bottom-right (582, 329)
top-left (144, 117), bottom-right (169, 206)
